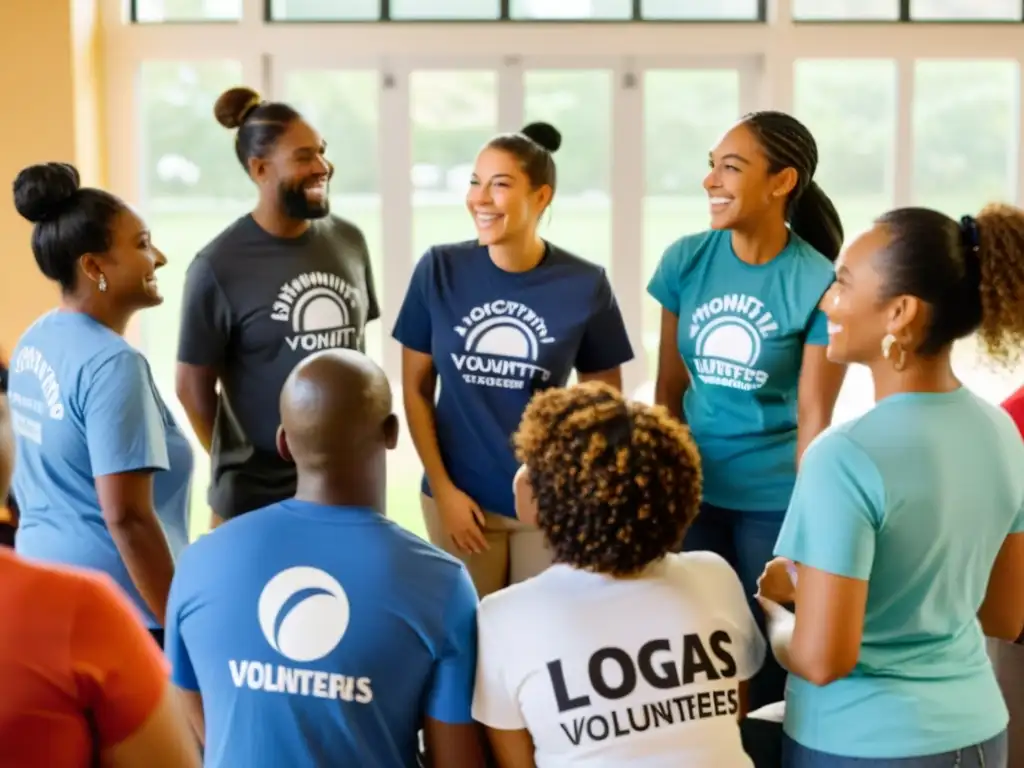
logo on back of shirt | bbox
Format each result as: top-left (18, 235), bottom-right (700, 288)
top-left (688, 294), bottom-right (779, 391)
top-left (547, 632), bottom-right (740, 748)
top-left (8, 346), bottom-right (64, 444)
top-left (227, 566), bottom-right (373, 704)
top-left (270, 272), bottom-right (362, 355)
top-left (451, 300), bottom-right (556, 390)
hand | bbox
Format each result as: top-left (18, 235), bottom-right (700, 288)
top-left (757, 557), bottom-right (797, 605)
top-left (434, 484), bottom-right (489, 555)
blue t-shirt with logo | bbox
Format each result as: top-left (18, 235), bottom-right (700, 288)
top-left (647, 230), bottom-right (833, 512)
top-left (165, 499), bottom-right (479, 768)
top-left (776, 388), bottom-right (1024, 759)
top-left (8, 311), bottom-right (193, 628)
top-left (393, 241), bottom-right (634, 517)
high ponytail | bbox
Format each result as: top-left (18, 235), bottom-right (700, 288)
top-left (741, 110), bottom-right (845, 262)
top-left (788, 180), bottom-right (844, 262)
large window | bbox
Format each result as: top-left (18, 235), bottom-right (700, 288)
top-left (793, 59), bottom-right (897, 242)
top-left (913, 59), bottom-right (1021, 406)
top-left (641, 0), bottom-right (762, 20)
top-left (791, 0), bottom-right (898, 20)
top-left (523, 69), bottom-right (613, 270)
top-left (793, 59), bottom-right (898, 422)
top-left (133, 0), bottom-right (241, 21)
top-left (641, 70), bottom-right (741, 381)
top-left (910, 0), bottom-right (1022, 19)
top-left (138, 60), bottom-right (250, 540)
top-left (511, 0), bottom-right (631, 19)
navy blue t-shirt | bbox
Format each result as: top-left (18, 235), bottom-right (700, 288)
top-left (392, 241), bottom-right (634, 516)
top-left (165, 500), bottom-right (478, 768)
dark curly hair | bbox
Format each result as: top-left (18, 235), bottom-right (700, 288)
top-left (513, 382), bottom-right (702, 577)
top-left (875, 203), bottom-right (1024, 365)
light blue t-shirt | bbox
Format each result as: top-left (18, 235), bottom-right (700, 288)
top-left (393, 240), bottom-right (634, 517)
top-left (166, 499), bottom-right (479, 768)
top-left (775, 388), bottom-right (1024, 759)
top-left (8, 311), bottom-right (193, 628)
top-left (647, 230), bottom-right (833, 512)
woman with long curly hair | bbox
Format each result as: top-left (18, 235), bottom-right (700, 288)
top-left (758, 204), bottom-right (1024, 767)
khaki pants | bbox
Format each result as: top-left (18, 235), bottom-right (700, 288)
top-left (420, 494), bottom-right (552, 599)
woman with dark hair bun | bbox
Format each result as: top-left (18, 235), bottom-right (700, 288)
top-left (176, 85), bottom-right (380, 529)
top-left (758, 203), bottom-right (1024, 767)
top-left (393, 122), bottom-right (634, 599)
top-left (7, 162), bottom-right (192, 645)
top-left (648, 110), bottom-right (848, 710)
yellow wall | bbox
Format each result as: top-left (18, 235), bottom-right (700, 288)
top-left (0, 0), bottom-right (104, 357)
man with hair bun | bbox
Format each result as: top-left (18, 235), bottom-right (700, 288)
top-left (473, 381), bottom-right (766, 767)
top-left (176, 86), bottom-right (380, 529)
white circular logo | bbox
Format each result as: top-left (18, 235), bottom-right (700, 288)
top-left (257, 566), bottom-right (350, 663)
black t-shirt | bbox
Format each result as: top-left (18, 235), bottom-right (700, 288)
top-left (177, 214), bottom-right (380, 519)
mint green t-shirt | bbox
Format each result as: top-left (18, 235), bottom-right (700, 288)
top-left (646, 230), bottom-right (834, 512)
top-left (776, 388), bottom-right (1024, 758)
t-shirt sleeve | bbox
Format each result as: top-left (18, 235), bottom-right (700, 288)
top-left (364, 251), bottom-right (381, 323)
top-left (646, 240), bottom-right (685, 314)
top-left (701, 554), bottom-right (767, 682)
top-left (1002, 388), bottom-right (1024, 441)
top-left (164, 560), bottom-right (199, 692)
top-left (575, 269), bottom-right (635, 374)
top-left (471, 597), bottom-right (526, 730)
top-left (177, 257), bottom-right (232, 368)
top-left (392, 249), bottom-right (433, 355)
top-left (424, 565), bottom-right (479, 724)
top-left (805, 308), bottom-right (829, 346)
top-left (85, 351), bottom-right (169, 477)
top-left (775, 431), bottom-right (883, 580)
top-left (72, 572), bottom-right (169, 749)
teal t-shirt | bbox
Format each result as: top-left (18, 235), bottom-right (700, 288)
top-left (775, 388), bottom-right (1024, 759)
top-left (646, 229), bottom-right (833, 511)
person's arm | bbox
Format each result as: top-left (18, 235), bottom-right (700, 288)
top-left (164, 560), bottom-right (205, 744)
top-left (71, 573), bottom-right (200, 768)
top-left (473, 595), bottom-right (537, 768)
top-left (653, 309), bottom-right (690, 421)
top-left (978, 530), bottom-right (1024, 641)
top-left (770, 433), bottom-right (879, 686)
top-left (421, 566), bottom-right (487, 768)
top-left (574, 269), bottom-right (634, 392)
top-left (87, 351), bottom-right (176, 625)
top-left (796, 307), bottom-right (846, 464)
top-left (393, 251), bottom-right (452, 496)
top-left (646, 242), bottom-right (690, 420)
top-left (175, 258), bottom-right (232, 454)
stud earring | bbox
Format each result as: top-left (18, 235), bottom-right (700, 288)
top-left (98, 274), bottom-right (108, 293)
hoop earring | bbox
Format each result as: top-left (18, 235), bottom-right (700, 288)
top-left (97, 274), bottom-right (108, 293)
top-left (881, 333), bottom-right (907, 372)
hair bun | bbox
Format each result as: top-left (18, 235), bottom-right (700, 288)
top-left (521, 122), bottom-right (562, 153)
top-left (214, 86), bottom-right (263, 129)
top-left (13, 162), bottom-right (81, 224)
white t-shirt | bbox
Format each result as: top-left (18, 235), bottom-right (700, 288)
top-left (472, 552), bottom-right (766, 768)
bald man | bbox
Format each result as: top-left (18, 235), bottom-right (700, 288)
top-left (163, 350), bottom-right (485, 768)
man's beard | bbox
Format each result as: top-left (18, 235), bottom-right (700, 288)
top-left (279, 179), bottom-right (330, 220)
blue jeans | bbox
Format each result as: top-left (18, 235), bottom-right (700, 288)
top-left (782, 731), bottom-right (1008, 767)
top-left (680, 502), bottom-right (787, 711)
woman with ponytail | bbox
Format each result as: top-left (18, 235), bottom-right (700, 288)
top-left (647, 111), bottom-right (847, 710)
top-left (757, 204), bottom-right (1024, 766)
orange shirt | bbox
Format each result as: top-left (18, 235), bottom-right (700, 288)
top-left (0, 549), bottom-right (168, 767)
top-left (1004, 385), bottom-right (1024, 440)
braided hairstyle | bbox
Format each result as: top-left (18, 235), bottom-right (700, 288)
top-left (874, 203), bottom-right (1024, 365)
top-left (741, 110), bottom-right (844, 261)
top-left (513, 382), bottom-right (702, 576)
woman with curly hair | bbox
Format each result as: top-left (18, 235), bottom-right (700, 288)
top-left (473, 381), bottom-right (766, 767)
top-left (757, 205), bottom-right (1024, 767)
